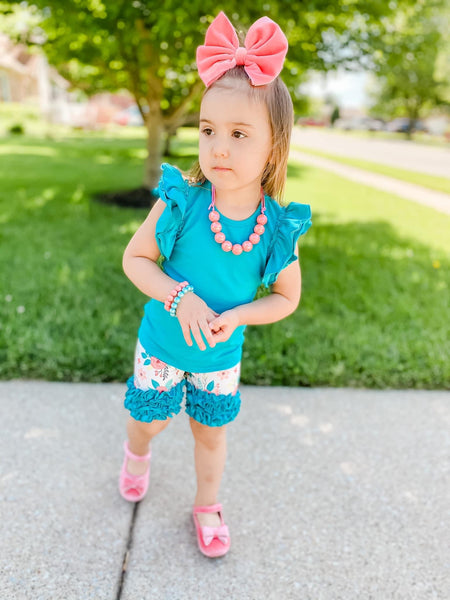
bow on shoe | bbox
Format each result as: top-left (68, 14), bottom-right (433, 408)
top-left (122, 474), bottom-right (146, 495)
top-left (196, 11), bottom-right (288, 87)
top-left (201, 524), bottom-right (230, 547)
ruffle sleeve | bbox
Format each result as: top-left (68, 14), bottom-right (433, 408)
top-left (262, 202), bottom-right (312, 287)
top-left (155, 163), bottom-right (189, 259)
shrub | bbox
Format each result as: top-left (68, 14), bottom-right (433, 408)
top-left (9, 123), bottom-right (25, 135)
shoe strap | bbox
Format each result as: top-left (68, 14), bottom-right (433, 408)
top-left (124, 441), bottom-right (151, 462)
top-left (193, 503), bottom-right (223, 515)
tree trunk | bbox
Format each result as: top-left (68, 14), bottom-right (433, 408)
top-left (162, 123), bottom-right (180, 157)
top-left (144, 100), bottom-right (164, 190)
top-left (405, 103), bottom-right (420, 141)
top-left (162, 131), bottom-right (172, 157)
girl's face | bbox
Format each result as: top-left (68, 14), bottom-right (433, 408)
top-left (199, 83), bottom-right (272, 199)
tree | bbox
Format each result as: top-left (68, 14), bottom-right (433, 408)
top-left (1, 0), bottom-right (418, 191)
top-left (330, 105), bottom-right (340, 126)
top-left (368, 0), bottom-right (449, 137)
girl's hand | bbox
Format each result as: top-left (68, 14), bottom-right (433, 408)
top-left (176, 292), bottom-right (218, 351)
top-left (209, 310), bottom-right (240, 344)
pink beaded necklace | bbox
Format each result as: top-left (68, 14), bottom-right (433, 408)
top-left (208, 185), bottom-right (267, 255)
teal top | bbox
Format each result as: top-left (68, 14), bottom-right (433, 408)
top-left (138, 163), bottom-right (312, 373)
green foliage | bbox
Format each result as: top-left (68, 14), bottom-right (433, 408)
top-left (1, 0), bottom-right (432, 186)
top-left (0, 131), bottom-right (448, 388)
top-left (369, 0), bottom-right (450, 121)
top-left (1, 1), bottom-right (420, 117)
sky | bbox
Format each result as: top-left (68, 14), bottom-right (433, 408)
top-left (300, 69), bottom-right (371, 109)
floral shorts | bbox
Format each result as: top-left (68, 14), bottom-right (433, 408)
top-left (124, 339), bottom-right (241, 427)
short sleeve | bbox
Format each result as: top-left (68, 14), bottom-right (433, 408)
top-left (262, 202), bottom-right (312, 287)
top-left (155, 163), bottom-right (189, 259)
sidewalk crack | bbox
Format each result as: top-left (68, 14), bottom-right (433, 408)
top-left (115, 502), bottom-right (140, 600)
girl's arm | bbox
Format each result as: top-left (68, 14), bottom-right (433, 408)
top-left (123, 200), bottom-right (217, 351)
top-left (209, 259), bottom-right (301, 343)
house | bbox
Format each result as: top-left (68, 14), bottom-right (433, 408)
top-left (0, 33), bottom-right (72, 121)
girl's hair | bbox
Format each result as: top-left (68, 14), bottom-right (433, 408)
top-left (188, 66), bottom-right (293, 204)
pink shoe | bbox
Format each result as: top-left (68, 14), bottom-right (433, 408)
top-left (119, 441), bottom-right (151, 502)
top-left (192, 503), bottom-right (230, 558)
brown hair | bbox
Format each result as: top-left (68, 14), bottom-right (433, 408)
top-left (188, 66), bottom-right (293, 204)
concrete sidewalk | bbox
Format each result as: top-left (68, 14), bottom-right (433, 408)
top-left (290, 149), bottom-right (450, 216)
top-left (1, 382), bottom-right (449, 600)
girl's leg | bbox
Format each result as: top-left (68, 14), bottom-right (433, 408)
top-left (126, 416), bottom-right (170, 476)
top-left (186, 363), bottom-right (241, 528)
top-left (190, 418), bottom-right (227, 527)
top-left (123, 339), bottom-right (185, 476)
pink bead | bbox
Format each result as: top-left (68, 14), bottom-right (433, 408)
top-left (254, 224), bottom-right (265, 235)
top-left (215, 232), bottom-right (226, 243)
top-left (232, 244), bottom-right (243, 255)
top-left (211, 221), bottom-right (222, 233)
top-left (175, 285), bottom-right (182, 291)
top-left (167, 294), bottom-right (174, 301)
top-left (209, 210), bottom-right (220, 222)
top-left (249, 233), bottom-right (260, 245)
top-left (257, 214), bottom-right (268, 225)
top-left (221, 240), bottom-right (232, 252)
top-left (242, 240), bottom-right (253, 252)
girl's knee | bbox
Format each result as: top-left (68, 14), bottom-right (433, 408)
top-left (128, 415), bottom-right (170, 438)
top-left (190, 418), bottom-right (226, 449)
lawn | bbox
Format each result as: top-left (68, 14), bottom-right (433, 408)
top-left (293, 144), bottom-right (450, 196)
top-left (1, 129), bottom-right (449, 388)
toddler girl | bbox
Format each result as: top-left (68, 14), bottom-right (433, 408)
top-left (119, 11), bottom-right (312, 558)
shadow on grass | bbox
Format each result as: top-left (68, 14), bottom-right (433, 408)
top-left (287, 162), bottom-right (311, 179)
top-left (243, 219), bottom-right (449, 389)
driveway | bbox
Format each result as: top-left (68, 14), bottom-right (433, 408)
top-left (292, 127), bottom-right (450, 178)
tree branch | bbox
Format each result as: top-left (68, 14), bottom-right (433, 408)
top-left (164, 78), bottom-right (203, 129)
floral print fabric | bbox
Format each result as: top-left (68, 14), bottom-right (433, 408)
top-left (125, 339), bottom-right (241, 426)
top-left (134, 339), bottom-right (240, 397)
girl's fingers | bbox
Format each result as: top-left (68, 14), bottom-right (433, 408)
top-left (189, 322), bottom-right (206, 351)
top-left (212, 330), bottom-right (227, 343)
top-left (200, 319), bottom-right (216, 348)
top-left (176, 293), bottom-right (219, 350)
top-left (209, 316), bottom-right (222, 332)
top-left (180, 323), bottom-right (193, 347)
top-left (187, 320), bottom-right (216, 350)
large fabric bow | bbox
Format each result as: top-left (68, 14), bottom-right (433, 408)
top-left (196, 11), bottom-right (288, 87)
top-left (201, 524), bottom-right (230, 547)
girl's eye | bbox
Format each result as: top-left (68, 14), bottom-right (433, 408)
top-left (232, 131), bottom-right (246, 139)
top-left (201, 128), bottom-right (213, 136)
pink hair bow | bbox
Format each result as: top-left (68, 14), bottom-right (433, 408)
top-left (196, 11), bottom-right (288, 87)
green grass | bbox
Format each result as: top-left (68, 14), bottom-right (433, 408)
top-left (293, 144), bottom-right (450, 195)
top-left (243, 161), bottom-right (449, 388)
top-left (0, 131), bottom-right (449, 388)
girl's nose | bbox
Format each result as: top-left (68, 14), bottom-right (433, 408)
top-left (213, 139), bottom-right (229, 158)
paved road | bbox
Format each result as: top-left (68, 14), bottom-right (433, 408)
top-left (291, 128), bottom-right (450, 178)
top-left (1, 381), bottom-right (449, 599)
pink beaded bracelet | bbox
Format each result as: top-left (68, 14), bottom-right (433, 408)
top-left (164, 281), bottom-right (189, 312)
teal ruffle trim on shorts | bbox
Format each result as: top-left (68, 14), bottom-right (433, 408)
top-left (185, 382), bottom-right (241, 427)
top-left (124, 376), bottom-right (184, 422)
